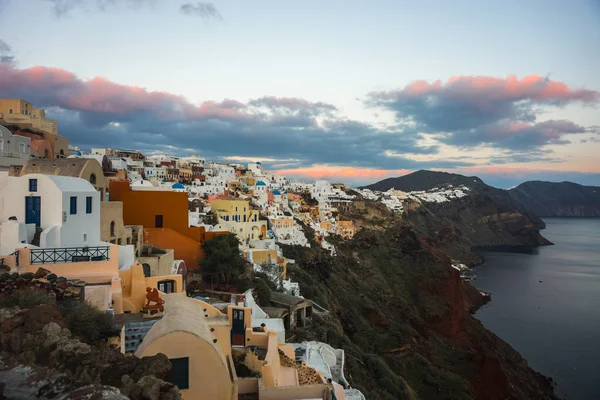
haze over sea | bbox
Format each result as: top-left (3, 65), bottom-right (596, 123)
top-left (474, 218), bottom-right (600, 400)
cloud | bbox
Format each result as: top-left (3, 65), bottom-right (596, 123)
top-left (0, 39), bottom-right (15, 66)
top-left (180, 2), bottom-right (222, 20)
top-left (43, 0), bottom-right (155, 17)
top-left (0, 63), bottom-right (459, 172)
top-left (368, 75), bottom-right (599, 150)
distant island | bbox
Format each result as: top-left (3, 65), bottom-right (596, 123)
top-left (508, 181), bottom-right (600, 217)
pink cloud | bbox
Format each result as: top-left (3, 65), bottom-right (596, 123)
top-left (397, 74), bottom-right (599, 104)
top-left (0, 63), bottom-right (333, 124)
top-left (276, 165), bottom-right (412, 181)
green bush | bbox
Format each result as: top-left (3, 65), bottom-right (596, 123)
top-left (58, 300), bottom-right (118, 343)
top-left (0, 289), bottom-right (56, 309)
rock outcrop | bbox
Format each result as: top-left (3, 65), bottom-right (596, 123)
top-left (508, 180), bottom-right (600, 217)
top-left (0, 304), bottom-right (181, 400)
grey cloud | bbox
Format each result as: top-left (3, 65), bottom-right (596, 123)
top-left (0, 39), bottom-right (15, 66)
top-left (180, 2), bottom-right (222, 20)
top-left (367, 75), bottom-right (599, 151)
top-left (43, 0), bottom-right (155, 17)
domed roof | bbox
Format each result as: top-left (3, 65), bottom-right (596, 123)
top-left (256, 161), bottom-right (262, 165)
top-left (256, 181), bottom-right (266, 186)
top-left (172, 182), bottom-right (185, 189)
top-left (272, 189), bottom-right (281, 195)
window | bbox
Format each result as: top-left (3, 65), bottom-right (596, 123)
top-left (86, 196), bottom-right (92, 213)
top-left (89, 173), bottom-right (96, 186)
top-left (8, 108), bottom-right (12, 114)
top-left (142, 263), bottom-right (151, 277)
top-left (70, 196), bottom-right (77, 214)
top-left (168, 358), bottom-right (189, 390)
top-left (110, 221), bottom-right (115, 237)
top-left (20, 143), bottom-right (26, 153)
top-left (29, 179), bottom-right (38, 192)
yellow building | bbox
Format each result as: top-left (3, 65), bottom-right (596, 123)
top-left (272, 218), bottom-right (294, 229)
top-left (0, 99), bottom-right (58, 136)
top-left (336, 220), bottom-right (356, 239)
top-left (210, 198), bottom-right (267, 243)
top-left (135, 294), bottom-right (341, 400)
top-left (0, 99), bottom-right (68, 157)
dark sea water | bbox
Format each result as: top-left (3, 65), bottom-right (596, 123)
top-left (474, 218), bottom-right (600, 400)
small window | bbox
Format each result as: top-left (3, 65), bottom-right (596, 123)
top-left (8, 108), bottom-right (12, 114)
top-left (86, 196), bottom-right (92, 213)
top-left (70, 196), bottom-right (77, 214)
top-left (29, 179), bottom-right (38, 192)
top-left (20, 143), bottom-right (26, 153)
top-left (168, 357), bottom-right (189, 390)
top-left (110, 221), bottom-right (115, 236)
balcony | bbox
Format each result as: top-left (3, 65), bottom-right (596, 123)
top-left (29, 246), bottom-right (110, 265)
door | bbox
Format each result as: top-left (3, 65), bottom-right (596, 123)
top-left (25, 196), bottom-right (41, 227)
top-left (155, 214), bottom-right (163, 228)
top-left (231, 308), bottom-right (246, 346)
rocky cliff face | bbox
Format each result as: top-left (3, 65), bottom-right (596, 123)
top-left (356, 170), bottom-right (551, 265)
top-left (509, 180), bottom-right (600, 217)
top-left (283, 222), bottom-right (558, 400)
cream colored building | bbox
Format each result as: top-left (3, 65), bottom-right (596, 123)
top-left (100, 201), bottom-right (134, 246)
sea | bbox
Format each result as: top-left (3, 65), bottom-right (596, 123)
top-left (474, 218), bottom-right (600, 400)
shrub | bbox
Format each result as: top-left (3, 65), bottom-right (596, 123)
top-left (58, 300), bottom-right (118, 343)
top-left (0, 289), bottom-right (56, 309)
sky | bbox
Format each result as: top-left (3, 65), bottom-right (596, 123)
top-left (1, 0), bottom-right (599, 188)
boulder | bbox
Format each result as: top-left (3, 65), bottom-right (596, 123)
top-left (23, 304), bottom-right (66, 333)
top-left (34, 268), bottom-right (52, 279)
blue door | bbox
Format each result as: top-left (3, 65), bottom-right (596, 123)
top-left (25, 196), bottom-right (41, 227)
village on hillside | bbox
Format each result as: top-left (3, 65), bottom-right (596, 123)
top-left (0, 99), bottom-right (474, 400)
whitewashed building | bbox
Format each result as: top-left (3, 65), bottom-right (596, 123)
top-left (0, 173), bottom-right (101, 252)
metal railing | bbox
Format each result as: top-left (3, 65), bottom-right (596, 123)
top-left (29, 246), bottom-right (110, 265)
top-left (9, 250), bottom-right (20, 267)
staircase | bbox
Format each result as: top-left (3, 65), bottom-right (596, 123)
top-left (31, 227), bottom-right (43, 247)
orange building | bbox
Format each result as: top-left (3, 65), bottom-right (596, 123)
top-left (109, 180), bottom-right (227, 270)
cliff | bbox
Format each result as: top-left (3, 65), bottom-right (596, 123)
top-left (508, 180), bottom-right (600, 217)
top-left (282, 222), bottom-right (558, 400)
top-left (357, 170), bottom-right (551, 265)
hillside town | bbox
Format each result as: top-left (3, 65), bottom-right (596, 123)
top-left (0, 99), bottom-right (370, 400)
top-left (0, 99), bottom-right (483, 400)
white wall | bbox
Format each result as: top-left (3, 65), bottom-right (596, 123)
top-left (1, 174), bottom-right (102, 248)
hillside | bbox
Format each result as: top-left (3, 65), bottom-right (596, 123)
top-left (360, 170), bottom-right (484, 192)
top-left (509, 181), bottom-right (600, 217)
top-left (282, 221), bottom-right (558, 400)
top-left (358, 171), bottom-right (550, 262)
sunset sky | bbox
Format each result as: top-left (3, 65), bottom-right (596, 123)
top-left (1, 0), bottom-right (599, 187)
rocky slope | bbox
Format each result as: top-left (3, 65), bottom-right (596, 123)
top-left (358, 170), bottom-right (551, 265)
top-left (283, 220), bottom-right (558, 400)
top-left (508, 180), bottom-right (600, 217)
top-left (0, 295), bottom-right (181, 400)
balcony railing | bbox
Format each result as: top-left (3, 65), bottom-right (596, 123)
top-left (0, 151), bottom-right (21, 158)
top-left (29, 246), bottom-right (110, 265)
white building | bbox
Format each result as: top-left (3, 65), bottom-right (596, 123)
top-left (254, 180), bottom-right (268, 204)
top-left (0, 173), bottom-right (101, 253)
top-left (247, 161), bottom-right (263, 176)
top-left (144, 166), bottom-right (167, 180)
top-left (0, 126), bottom-right (31, 170)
